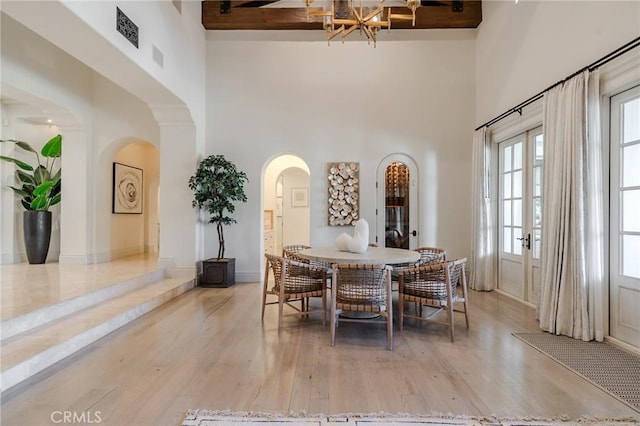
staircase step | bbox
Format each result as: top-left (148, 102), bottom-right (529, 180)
top-left (0, 277), bottom-right (194, 392)
top-left (1, 269), bottom-right (166, 341)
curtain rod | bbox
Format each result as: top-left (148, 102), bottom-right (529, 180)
top-left (475, 36), bottom-right (640, 131)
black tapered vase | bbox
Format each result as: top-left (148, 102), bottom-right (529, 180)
top-left (23, 211), bottom-right (52, 264)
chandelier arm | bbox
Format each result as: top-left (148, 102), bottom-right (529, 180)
top-left (328, 25), bottom-right (346, 41)
top-left (362, 6), bottom-right (383, 22)
top-left (362, 24), bottom-right (375, 40)
top-left (342, 24), bottom-right (359, 38)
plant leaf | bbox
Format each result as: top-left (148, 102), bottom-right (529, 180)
top-left (33, 165), bottom-right (50, 185)
top-left (50, 193), bottom-right (61, 207)
top-left (16, 170), bottom-right (36, 185)
top-left (15, 141), bottom-right (37, 153)
top-left (0, 156), bottom-right (34, 171)
top-left (41, 134), bottom-right (62, 158)
top-left (8, 186), bottom-right (30, 198)
top-left (33, 181), bottom-right (54, 196)
top-left (30, 195), bottom-right (48, 210)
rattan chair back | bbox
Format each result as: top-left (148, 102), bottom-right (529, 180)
top-left (398, 258), bottom-right (469, 342)
top-left (282, 244), bottom-right (312, 262)
top-left (330, 263), bottom-right (393, 350)
top-left (262, 253), bottom-right (327, 330)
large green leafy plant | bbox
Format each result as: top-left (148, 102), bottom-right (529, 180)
top-left (0, 134), bottom-right (62, 211)
top-left (188, 154), bottom-right (248, 260)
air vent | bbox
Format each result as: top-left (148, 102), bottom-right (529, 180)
top-left (116, 7), bottom-right (139, 48)
top-left (152, 45), bottom-right (164, 68)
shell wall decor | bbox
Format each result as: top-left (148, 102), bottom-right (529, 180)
top-left (328, 162), bottom-right (359, 226)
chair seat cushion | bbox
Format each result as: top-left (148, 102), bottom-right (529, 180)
top-left (402, 280), bottom-right (447, 299)
top-left (336, 283), bottom-right (386, 304)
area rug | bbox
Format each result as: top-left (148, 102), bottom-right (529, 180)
top-left (513, 333), bottom-right (640, 413)
top-left (181, 410), bottom-right (639, 426)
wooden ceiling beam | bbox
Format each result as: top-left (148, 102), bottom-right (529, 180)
top-left (201, 1), bottom-right (481, 31)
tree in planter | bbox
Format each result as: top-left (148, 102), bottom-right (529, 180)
top-left (1, 134), bottom-right (62, 264)
top-left (188, 154), bottom-right (248, 260)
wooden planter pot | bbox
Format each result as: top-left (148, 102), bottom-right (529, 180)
top-left (198, 258), bottom-right (236, 287)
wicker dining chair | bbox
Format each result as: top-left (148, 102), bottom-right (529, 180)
top-left (398, 258), bottom-right (469, 342)
top-left (330, 263), bottom-right (394, 350)
top-left (282, 244), bottom-right (311, 263)
top-left (391, 247), bottom-right (446, 287)
top-left (262, 253), bottom-right (327, 331)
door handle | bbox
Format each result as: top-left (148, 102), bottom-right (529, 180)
top-left (411, 230), bottom-right (417, 237)
top-left (516, 234), bottom-right (531, 250)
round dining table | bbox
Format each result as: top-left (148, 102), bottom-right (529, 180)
top-left (297, 246), bottom-right (420, 266)
top-left (297, 246), bottom-right (419, 319)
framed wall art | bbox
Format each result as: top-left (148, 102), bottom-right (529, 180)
top-left (264, 210), bottom-right (274, 230)
top-left (291, 187), bottom-right (309, 207)
top-left (328, 162), bottom-right (359, 226)
top-left (112, 162), bottom-right (143, 214)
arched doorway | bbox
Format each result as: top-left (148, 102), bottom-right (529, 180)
top-left (107, 140), bottom-right (160, 260)
top-left (263, 155), bottom-right (310, 256)
top-left (376, 154), bottom-right (419, 249)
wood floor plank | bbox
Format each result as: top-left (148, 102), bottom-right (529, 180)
top-left (2, 285), bottom-right (638, 426)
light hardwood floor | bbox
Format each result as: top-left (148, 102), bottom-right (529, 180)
top-left (1, 283), bottom-right (638, 425)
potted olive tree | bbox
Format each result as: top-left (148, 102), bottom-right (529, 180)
top-left (188, 154), bottom-right (248, 287)
top-left (1, 135), bottom-right (62, 264)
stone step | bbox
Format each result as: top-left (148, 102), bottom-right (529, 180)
top-left (0, 276), bottom-right (194, 392)
top-left (1, 269), bottom-right (166, 341)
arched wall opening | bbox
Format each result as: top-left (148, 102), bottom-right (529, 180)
top-left (99, 138), bottom-right (160, 261)
top-left (263, 155), bottom-right (310, 258)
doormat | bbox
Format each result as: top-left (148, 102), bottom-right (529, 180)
top-left (181, 410), bottom-right (639, 426)
top-left (513, 332), bottom-right (640, 413)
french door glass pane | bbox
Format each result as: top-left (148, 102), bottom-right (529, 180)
top-left (504, 200), bottom-right (512, 226)
top-left (623, 144), bottom-right (640, 187)
top-left (623, 189), bottom-right (640, 232)
top-left (533, 229), bottom-right (541, 259)
top-left (513, 171), bottom-right (523, 197)
top-left (513, 199), bottom-right (522, 227)
top-left (513, 227), bottom-right (522, 255)
top-left (503, 174), bottom-right (512, 198)
top-left (504, 228), bottom-right (512, 253)
top-left (534, 167), bottom-right (542, 196)
top-left (535, 134), bottom-right (544, 160)
top-left (513, 143), bottom-right (523, 170)
top-left (623, 98), bottom-right (640, 143)
top-left (533, 198), bottom-right (542, 227)
top-left (622, 235), bottom-right (640, 279)
top-left (504, 146), bottom-right (512, 172)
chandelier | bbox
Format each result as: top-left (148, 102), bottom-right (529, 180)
top-left (307, 0), bottom-right (420, 47)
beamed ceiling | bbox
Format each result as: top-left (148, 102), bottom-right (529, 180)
top-left (201, 0), bottom-right (482, 31)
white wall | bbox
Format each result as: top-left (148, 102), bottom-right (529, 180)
top-left (475, 0), bottom-right (640, 126)
top-left (281, 167), bottom-right (310, 247)
top-left (207, 33), bottom-right (477, 281)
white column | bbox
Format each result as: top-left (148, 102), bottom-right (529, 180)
top-left (151, 105), bottom-right (197, 278)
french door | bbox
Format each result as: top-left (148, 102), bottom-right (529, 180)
top-left (498, 128), bottom-right (543, 304)
top-left (609, 86), bottom-right (640, 348)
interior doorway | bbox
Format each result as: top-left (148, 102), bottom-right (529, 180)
top-left (376, 154), bottom-right (418, 249)
top-left (263, 155), bottom-right (310, 257)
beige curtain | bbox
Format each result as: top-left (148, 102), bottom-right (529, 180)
top-left (470, 127), bottom-right (496, 291)
top-left (538, 70), bottom-right (605, 341)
